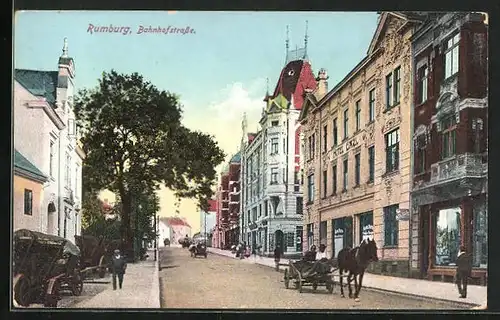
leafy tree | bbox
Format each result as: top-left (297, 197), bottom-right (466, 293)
top-left (74, 70), bottom-right (225, 248)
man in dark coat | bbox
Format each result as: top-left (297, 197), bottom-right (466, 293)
top-left (274, 245), bottom-right (282, 271)
top-left (111, 249), bottom-right (127, 290)
top-left (456, 245), bottom-right (472, 298)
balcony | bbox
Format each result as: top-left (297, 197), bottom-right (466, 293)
top-left (429, 153), bottom-right (487, 185)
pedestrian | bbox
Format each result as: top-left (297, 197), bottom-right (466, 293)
top-left (274, 245), bottom-right (282, 271)
top-left (252, 246), bottom-right (257, 261)
top-left (316, 244), bottom-right (329, 260)
top-left (456, 245), bottom-right (472, 298)
top-left (111, 249), bottom-right (127, 290)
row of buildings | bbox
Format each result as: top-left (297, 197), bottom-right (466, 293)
top-left (214, 11), bottom-right (488, 285)
top-left (13, 38), bottom-right (85, 242)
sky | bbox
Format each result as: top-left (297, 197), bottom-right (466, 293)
top-left (14, 11), bottom-right (379, 232)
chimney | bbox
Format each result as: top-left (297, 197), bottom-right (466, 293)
top-left (315, 68), bottom-right (329, 100)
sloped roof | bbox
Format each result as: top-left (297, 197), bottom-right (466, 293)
top-left (230, 152), bottom-right (241, 163)
top-left (14, 149), bottom-right (48, 182)
top-left (14, 69), bottom-right (59, 105)
top-left (160, 216), bottom-right (192, 228)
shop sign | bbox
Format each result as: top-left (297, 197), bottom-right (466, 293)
top-left (396, 209), bottom-right (410, 221)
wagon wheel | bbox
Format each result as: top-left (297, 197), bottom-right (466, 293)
top-left (71, 274), bottom-right (84, 296)
top-left (312, 281), bottom-right (318, 291)
top-left (13, 275), bottom-right (32, 307)
top-left (284, 269), bottom-right (290, 289)
top-left (98, 255), bottom-right (107, 278)
top-left (326, 280), bottom-right (334, 293)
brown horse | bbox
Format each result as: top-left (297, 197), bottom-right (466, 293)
top-left (337, 238), bottom-right (378, 301)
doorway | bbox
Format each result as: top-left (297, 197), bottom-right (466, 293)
top-left (275, 230), bottom-right (284, 252)
top-left (420, 207), bottom-right (430, 278)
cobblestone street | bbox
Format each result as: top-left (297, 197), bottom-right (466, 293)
top-left (159, 247), bottom-right (468, 310)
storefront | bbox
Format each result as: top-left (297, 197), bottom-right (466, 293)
top-left (331, 216), bottom-right (353, 258)
top-left (418, 194), bottom-right (487, 285)
top-left (359, 211), bottom-right (374, 242)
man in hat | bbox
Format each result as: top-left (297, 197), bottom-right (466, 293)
top-left (111, 249), bottom-right (127, 290)
top-left (456, 245), bottom-right (472, 298)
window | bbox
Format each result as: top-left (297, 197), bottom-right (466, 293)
top-left (307, 223), bottom-right (314, 249)
top-left (342, 159), bottom-right (348, 191)
top-left (308, 136), bottom-right (312, 159)
top-left (49, 140), bottom-right (55, 177)
top-left (286, 232), bottom-right (295, 247)
top-left (385, 128), bottom-right (400, 172)
top-left (444, 33), bottom-right (460, 79)
top-left (415, 135), bottom-right (426, 174)
top-left (68, 119), bottom-right (76, 136)
top-left (384, 204), bottom-right (399, 247)
top-left (434, 207), bottom-right (461, 266)
top-left (320, 221), bottom-right (327, 245)
top-left (264, 200), bottom-right (268, 216)
top-left (354, 153), bottom-right (360, 186)
top-left (271, 120), bottom-right (279, 127)
top-left (322, 170), bottom-right (328, 198)
top-left (441, 116), bottom-right (457, 159)
top-left (294, 171), bottom-right (300, 192)
top-left (393, 66), bottom-right (401, 105)
top-left (271, 138), bottom-right (279, 154)
top-left (322, 125), bottom-right (328, 152)
top-left (368, 89), bottom-right (375, 122)
top-left (75, 165), bottom-right (79, 196)
top-left (333, 118), bottom-right (338, 146)
top-left (368, 146), bottom-right (375, 183)
top-left (472, 118), bottom-right (484, 154)
top-left (24, 189), bottom-right (33, 215)
top-left (472, 202), bottom-right (487, 268)
top-left (343, 109), bottom-right (349, 139)
top-left (296, 197), bottom-right (303, 215)
top-left (386, 72), bottom-right (393, 108)
top-left (65, 152), bottom-right (72, 188)
top-left (417, 65), bottom-right (428, 104)
top-left (332, 165), bottom-right (337, 195)
top-left (283, 138), bottom-right (286, 155)
top-left (307, 174), bottom-right (315, 203)
top-left (311, 133), bottom-right (316, 156)
top-left (355, 100), bottom-right (361, 131)
top-left (270, 167), bottom-right (279, 184)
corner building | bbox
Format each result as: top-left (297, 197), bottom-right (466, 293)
top-left (300, 12), bottom-right (425, 277)
top-left (409, 12), bottom-right (488, 284)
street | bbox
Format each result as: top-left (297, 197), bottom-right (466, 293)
top-left (159, 247), bottom-right (467, 310)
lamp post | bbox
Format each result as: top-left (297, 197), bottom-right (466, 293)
top-left (204, 209), bottom-right (208, 247)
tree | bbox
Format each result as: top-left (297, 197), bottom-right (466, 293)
top-left (74, 70), bottom-right (225, 249)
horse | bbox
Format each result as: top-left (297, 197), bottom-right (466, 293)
top-left (336, 238), bottom-right (379, 302)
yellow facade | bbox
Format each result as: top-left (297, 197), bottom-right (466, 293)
top-left (301, 13), bottom-right (416, 276)
top-left (13, 175), bottom-right (44, 231)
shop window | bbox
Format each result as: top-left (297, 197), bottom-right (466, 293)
top-left (434, 207), bottom-right (461, 266)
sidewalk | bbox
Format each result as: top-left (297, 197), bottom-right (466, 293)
top-left (208, 247), bottom-right (487, 308)
top-left (74, 250), bottom-right (160, 309)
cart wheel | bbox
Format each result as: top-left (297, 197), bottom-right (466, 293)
top-left (284, 269), bottom-right (289, 289)
top-left (13, 275), bottom-right (32, 307)
top-left (44, 280), bottom-right (60, 308)
top-left (71, 276), bottom-right (84, 296)
top-left (312, 282), bottom-right (318, 291)
top-left (98, 256), bottom-right (107, 278)
top-left (326, 282), bottom-right (334, 293)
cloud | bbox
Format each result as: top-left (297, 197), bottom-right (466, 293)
top-left (181, 78), bottom-right (267, 165)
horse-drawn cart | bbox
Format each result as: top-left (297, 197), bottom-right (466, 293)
top-left (13, 229), bottom-right (83, 308)
top-left (284, 259), bottom-right (336, 293)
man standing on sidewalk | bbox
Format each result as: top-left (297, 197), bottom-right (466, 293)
top-left (274, 245), bottom-right (282, 271)
top-left (456, 245), bottom-right (472, 298)
top-left (111, 249), bottom-right (127, 290)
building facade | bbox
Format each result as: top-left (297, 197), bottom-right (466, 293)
top-left (214, 154), bottom-right (241, 249)
top-left (13, 149), bottom-right (49, 231)
top-left (240, 53), bottom-right (317, 257)
top-left (14, 38), bottom-right (84, 241)
top-left (199, 199), bottom-right (217, 236)
top-left (159, 217), bottom-right (192, 246)
top-left (409, 12), bottom-right (488, 284)
top-left (300, 12), bottom-right (424, 277)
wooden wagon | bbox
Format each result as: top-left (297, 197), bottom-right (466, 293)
top-left (74, 235), bottom-right (109, 278)
top-left (283, 259), bottom-right (336, 294)
top-left (13, 229), bottom-right (83, 308)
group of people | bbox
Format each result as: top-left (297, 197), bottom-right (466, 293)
top-left (232, 242), bottom-right (262, 259)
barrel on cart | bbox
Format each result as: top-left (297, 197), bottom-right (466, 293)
top-left (13, 229), bottom-right (83, 308)
top-left (283, 259), bottom-right (336, 293)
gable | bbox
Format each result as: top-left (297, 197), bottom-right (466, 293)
top-left (298, 93), bottom-right (317, 122)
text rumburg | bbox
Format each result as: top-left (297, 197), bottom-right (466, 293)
top-left (87, 24), bottom-right (196, 35)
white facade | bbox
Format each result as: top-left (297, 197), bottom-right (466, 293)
top-left (158, 220), bottom-right (172, 247)
top-left (240, 108), bottom-right (303, 256)
top-left (13, 39), bottom-right (83, 242)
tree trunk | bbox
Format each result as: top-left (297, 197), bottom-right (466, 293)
top-left (120, 191), bottom-right (134, 251)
